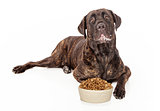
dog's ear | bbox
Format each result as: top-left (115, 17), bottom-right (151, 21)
top-left (78, 16), bottom-right (87, 38)
top-left (109, 10), bottom-right (121, 30)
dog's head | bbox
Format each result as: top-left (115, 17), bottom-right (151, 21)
top-left (78, 8), bottom-right (121, 44)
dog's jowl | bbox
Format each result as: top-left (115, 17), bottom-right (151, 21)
top-left (13, 8), bottom-right (131, 99)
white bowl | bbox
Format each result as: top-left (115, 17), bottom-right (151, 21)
top-left (78, 87), bottom-right (113, 103)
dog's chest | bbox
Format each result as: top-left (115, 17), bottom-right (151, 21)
top-left (95, 51), bottom-right (119, 79)
top-left (82, 43), bottom-right (120, 79)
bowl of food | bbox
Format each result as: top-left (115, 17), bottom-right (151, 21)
top-left (78, 78), bottom-right (113, 103)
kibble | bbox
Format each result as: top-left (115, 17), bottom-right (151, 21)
top-left (79, 78), bottom-right (112, 90)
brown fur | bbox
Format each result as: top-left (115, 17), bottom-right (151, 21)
top-left (13, 8), bottom-right (131, 99)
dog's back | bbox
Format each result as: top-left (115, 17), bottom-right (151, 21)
top-left (51, 36), bottom-right (86, 69)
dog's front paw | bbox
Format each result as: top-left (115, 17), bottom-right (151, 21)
top-left (63, 66), bottom-right (71, 74)
top-left (12, 65), bottom-right (26, 74)
top-left (113, 85), bottom-right (125, 99)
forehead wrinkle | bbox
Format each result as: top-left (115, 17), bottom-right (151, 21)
top-left (100, 9), bottom-right (114, 22)
top-left (86, 9), bottom-right (114, 23)
top-left (88, 9), bottom-right (110, 18)
top-left (105, 10), bottom-right (113, 19)
top-left (87, 11), bottom-right (101, 19)
top-left (86, 11), bottom-right (96, 23)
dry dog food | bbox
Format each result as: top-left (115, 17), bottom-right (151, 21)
top-left (79, 78), bottom-right (112, 90)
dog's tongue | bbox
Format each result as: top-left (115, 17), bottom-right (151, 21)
top-left (101, 34), bottom-right (105, 38)
top-left (98, 34), bottom-right (106, 43)
top-left (98, 34), bottom-right (111, 43)
top-left (100, 34), bottom-right (106, 41)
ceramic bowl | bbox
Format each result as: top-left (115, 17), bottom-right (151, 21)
top-left (78, 87), bottom-right (113, 103)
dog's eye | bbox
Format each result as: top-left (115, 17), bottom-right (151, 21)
top-left (90, 17), bottom-right (96, 24)
top-left (104, 15), bottom-right (110, 20)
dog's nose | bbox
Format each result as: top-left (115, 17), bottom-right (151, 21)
top-left (97, 22), bottom-right (105, 30)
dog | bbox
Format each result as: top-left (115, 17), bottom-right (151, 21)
top-left (13, 8), bottom-right (131, 99)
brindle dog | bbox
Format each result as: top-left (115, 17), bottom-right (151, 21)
top-left (13, 8), bottom-right (131, 99)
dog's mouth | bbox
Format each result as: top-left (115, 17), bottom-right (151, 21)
top-left (95, 33), bottom-right (112, 44)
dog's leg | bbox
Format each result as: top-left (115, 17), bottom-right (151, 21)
top-left (12, 56), bottom-right (62, 74)
top-left (12, 38), bottom-right (72, 74)
top-left (73, 67), bottom-right (87, 83)
top-left (113, 66), bottom-right (131, 99)
top-left (73, 63), bottom-right (100, 83)
top-left (63, 66), bottom-right (71, 74)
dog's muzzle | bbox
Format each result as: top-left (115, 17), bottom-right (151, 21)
top-left (96, 22), bottom-right (112, 43)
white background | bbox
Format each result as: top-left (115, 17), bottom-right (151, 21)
top-left (0, 0), bottom-right (159, 111)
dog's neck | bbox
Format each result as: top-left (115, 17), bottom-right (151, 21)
top-left (87, 38), bottom-right (116, 56)
top-left (83, 38), bottom-right (116, 66)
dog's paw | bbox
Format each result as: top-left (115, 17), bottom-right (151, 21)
top-left (12, 65), bottom-right (26, 74)
top-left (113, 85), bottom-right (125, 99)
top-left (63, 66), bottom-right (71, 74)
